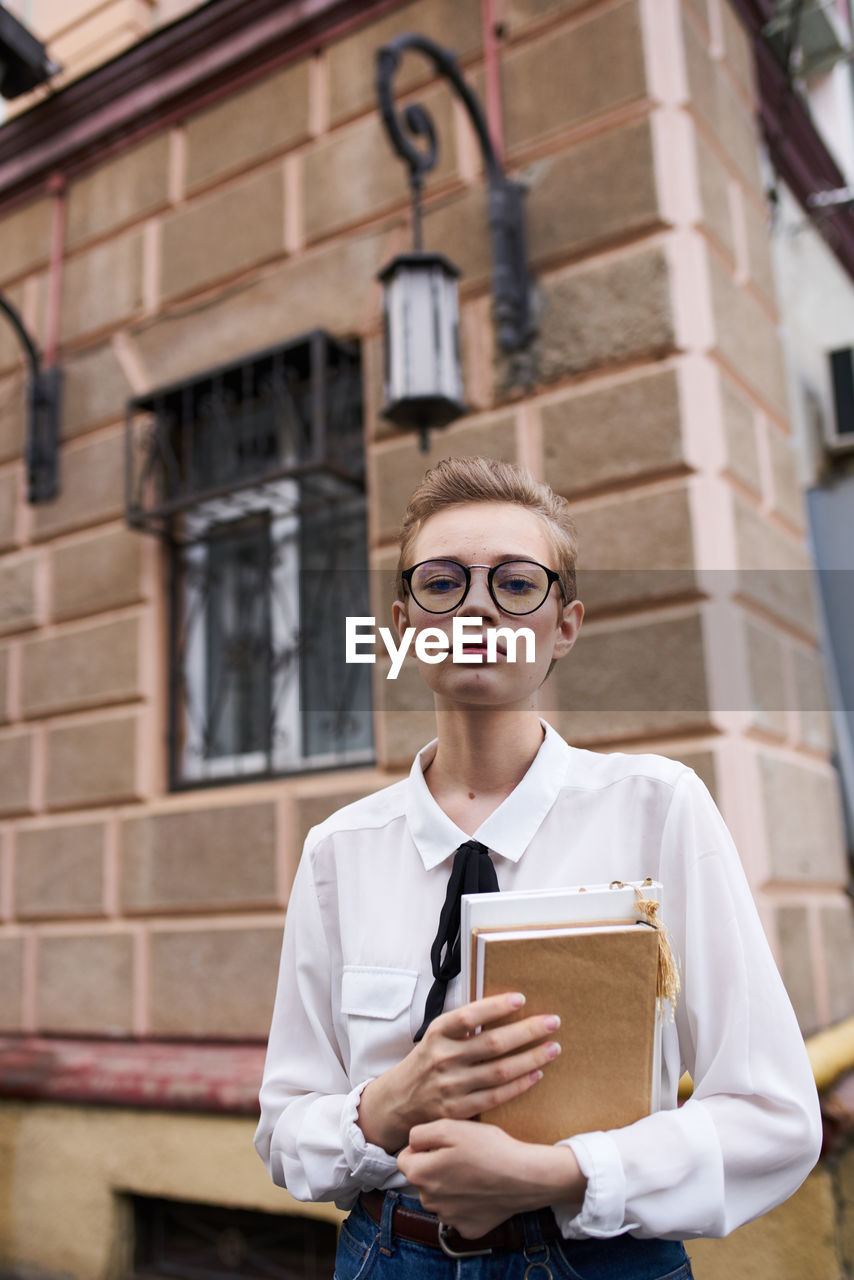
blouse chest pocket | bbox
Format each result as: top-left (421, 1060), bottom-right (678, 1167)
top-left (340, 966), bottom-right (419, 1081)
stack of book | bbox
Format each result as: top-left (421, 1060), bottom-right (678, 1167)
top-left (462, 881), bottom-right (665, 1145)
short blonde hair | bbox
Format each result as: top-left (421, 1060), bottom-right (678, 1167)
top-left (396, 456), bottom-right (578, 602)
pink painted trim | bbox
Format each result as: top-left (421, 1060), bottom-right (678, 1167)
top-left (481, 0), bottom-right (505, 162)
top-left (0, 1034), bottom-right (266, 1114)
top-left (43, 173), bottom-right (66, 366)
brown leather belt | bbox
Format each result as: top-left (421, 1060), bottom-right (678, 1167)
top-left (359, 1189), bottom-right (561, 1258)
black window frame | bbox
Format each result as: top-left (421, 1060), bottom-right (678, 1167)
top-left (125, 330), bottom-right (375, 791)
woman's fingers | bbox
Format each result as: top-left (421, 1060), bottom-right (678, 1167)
top-left (459, 1037), bottom-right (561, 1092)
top-left (404, 1117), bottom-right (467, 1151)
top-left (463, 1014), bottom-right (560, 1062)
top-left (451, 1065), bottom-right (546, 1119)
top-left (433, 995), bottom-right (560, 1063)
top-left (403, 994), bottom-right (561, 1128)
top-left (437, 1038), bottom-right (559, 1118)
top-left (437, 992), bottom-right (527, 1039)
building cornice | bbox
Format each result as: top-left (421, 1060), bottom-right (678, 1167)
top-left (0, 1034), bottom-right (265, 1114)
top-left (0, 0), bottom-right (399, 211)
top-left (729, 0), bottom-right (854, 283)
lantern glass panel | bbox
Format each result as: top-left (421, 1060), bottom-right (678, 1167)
top-left (383, 256), bottom-right (462, 410)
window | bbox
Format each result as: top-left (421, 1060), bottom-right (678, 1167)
top-left (127, 332), bottom-right (373, 787)
top-left (130, 1195), bottom-right (338, 1280)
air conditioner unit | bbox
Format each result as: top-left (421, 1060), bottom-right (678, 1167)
top-left (765, 0), bottom-right (852, 77)
top-left (828, 346), bottom-right (854, 451)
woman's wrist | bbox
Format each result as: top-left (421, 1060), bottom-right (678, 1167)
top-left (512, 1138), bottom-right (588, 1212)
top-left (357, 1068), bottom-right (412, 1154)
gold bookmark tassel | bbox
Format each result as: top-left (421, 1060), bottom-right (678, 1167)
top-left (632, 887), bottom-right (681, 1018)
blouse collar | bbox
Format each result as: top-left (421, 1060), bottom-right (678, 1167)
top-left (405, 719), bottom-right (571, 870)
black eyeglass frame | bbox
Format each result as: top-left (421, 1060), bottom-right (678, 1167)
top-left (400, 558), bottom-right (568, 616)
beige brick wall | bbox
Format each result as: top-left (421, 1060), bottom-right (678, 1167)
top-left (0, 372), bottom-right (27, 464)
top-left (50, 526), bottom-right (144, 621)
top-left (37, 931), bottom-right (135, 1034)
top-left (59, 231), bottom-right (146, 343)
top-left (149, 925), bottom-right (284, 1038)
top-left (121, 803), bottom-right (279, 915)
top-left (540, 366), bottom-right (685, 495)
top-left (0, 730), bottom-right (35, 817)
top-left (45, 714), bottom-right (145, 810)
top-left (0, 471), bottom-right (19, 552)
top-left (184, 60), bottom-right (312, 191)
top-left (65, 134), bottom-right (172, 250)
top-left (159, 165), bottom-right (287, 302)
top-left (0, 553), bottom-right (41, 636)
top-left (16, 820), bottom-right (106, 919)
top-left (61, 343), bottom-right (133, 441)
top-left (501, 1), bottom-right (648, 152)
top-left (304, 88), bottom-right (457, 243)
top-left (776, 904), bottom-right (820, 1034)
top-left (30, 430), bottom-right (126, 540)
top-left (327, 0), bottom-right (482, 125)
top-left (21, 616), bottom-right (142, 718)
top-left (0, 198), bottom-right (53, 287)
top-left (0, 647), bottom-right (9, 726)
top-left (0, 0), bottom-right (850, 1100)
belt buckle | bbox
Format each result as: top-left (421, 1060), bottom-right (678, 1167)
top-left (437, 1222), bottom-right (493, 1258)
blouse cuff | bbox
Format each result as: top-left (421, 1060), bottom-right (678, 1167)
top-left (340, 1079), bottom-right (404, 1183)
top-left (552, 1132), bottom-right (637, 1239)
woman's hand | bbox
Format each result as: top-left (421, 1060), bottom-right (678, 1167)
top-left (398, 1118), bottom-right (586, 1238)
top-left (357, 992), bottom-right (561, 1154)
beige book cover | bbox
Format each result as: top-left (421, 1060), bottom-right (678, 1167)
top-left (474, 922), bottom-right (660, 1145)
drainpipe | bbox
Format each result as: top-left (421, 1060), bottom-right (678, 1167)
top-left (44, 170), bottom-right (65, 368)
top-left (481, 0), bottom-right (505, 162)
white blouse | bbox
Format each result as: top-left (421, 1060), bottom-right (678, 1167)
top-left (254, 721), bottom-right (822, 1240)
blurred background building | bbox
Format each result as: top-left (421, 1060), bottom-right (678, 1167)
top-left (0, 0), bottom-right (853, 1276)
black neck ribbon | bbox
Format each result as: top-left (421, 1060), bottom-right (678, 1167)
top-left (413, 839), bottom-right (499, 1042)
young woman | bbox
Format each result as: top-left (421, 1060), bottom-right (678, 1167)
top-left (255, 457), bottom-right (821, 1280)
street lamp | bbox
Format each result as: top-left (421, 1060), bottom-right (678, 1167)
top-left (379, 250), bottom-right (463, 438)
top-left (375, 33), bottom-right (533, 450)
top-left (0, 294), bottom-right (61, 501)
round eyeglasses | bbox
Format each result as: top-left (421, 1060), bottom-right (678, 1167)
top-left (401, 559), bottom-right (567, 616)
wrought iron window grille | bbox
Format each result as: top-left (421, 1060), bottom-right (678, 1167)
top-left (125, 331), bottom-right (374, 788)
top-left (126, 330), bottom-right (364, 536)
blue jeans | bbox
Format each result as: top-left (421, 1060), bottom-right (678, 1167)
top-left (334, 1193), bottom-right (693, 1280)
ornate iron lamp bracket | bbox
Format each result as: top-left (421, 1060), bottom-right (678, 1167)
top-left (375, 33), bottom-right (533, 352)
top-left (0, 292), bottom-right (60, 502)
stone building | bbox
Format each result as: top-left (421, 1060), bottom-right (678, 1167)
top-left (0, 0), bottom-right (852, 1276)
